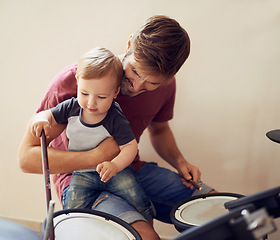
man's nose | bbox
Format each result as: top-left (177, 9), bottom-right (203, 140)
top-left (132, 79), bottom-right (146, 92)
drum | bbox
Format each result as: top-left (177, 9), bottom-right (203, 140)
top-left (170, 204), bottom-right (259, 240)
top-left (42, 209), bottom-right (142, 240)
top-left (171, 192), bottom-right (244, 232)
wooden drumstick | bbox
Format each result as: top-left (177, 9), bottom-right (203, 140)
top-left (40, 130), bottom-right (55, 240)
top-left (40, 130), bottom-right (52, 211)
top-left (189, 179), bottom-right (203, 191)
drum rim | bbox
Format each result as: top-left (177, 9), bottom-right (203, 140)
top-left (170, 192), bottom-right (244, 231)
top-left (170, 205), bottom-right (254, 240)
top-left (42, 208), bottom-right (142, 240)
top-left (174, 196), bottom-right (239, 225)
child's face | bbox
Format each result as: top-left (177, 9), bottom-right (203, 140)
top-left (77, 74), bottom-right (120, 117)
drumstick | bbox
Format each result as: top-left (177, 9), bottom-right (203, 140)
top-left (189, 179), bottom-right (203, 191)
top-left (40, 130), bottom-right (55, 240)
top-left (40, 130), bottom-right (52, 212)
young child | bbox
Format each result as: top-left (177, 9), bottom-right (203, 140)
top-left (31, 47), bottom-right (154, 221)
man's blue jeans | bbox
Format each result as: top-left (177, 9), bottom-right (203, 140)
top-left (63, 162), bottom-right (213, 224)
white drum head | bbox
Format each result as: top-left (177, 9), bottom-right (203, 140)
top-left (53, 212), bottom-right (137, 240)
top-left (175, 196), bottom-right (238, 226)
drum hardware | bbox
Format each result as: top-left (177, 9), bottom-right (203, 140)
top-left (227, 206), bottom-right (276, 240)
top-left (170, 187), bottom-right (280, 239)
top-left (225, 186), bottom-right (280, 219)
top-left (241, 208), bottom-right (276, 239)
top-left (266, 129), bottom-right (280, 144)
top-left (223, 186), bottom-right (280, 240)
top-left (170, 204), bottom-right (276, 240)
top-left (43, 200), bottom-right (55, 240)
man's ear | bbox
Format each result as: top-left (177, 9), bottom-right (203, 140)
top-left (125, 34), bottom-right (133, 53)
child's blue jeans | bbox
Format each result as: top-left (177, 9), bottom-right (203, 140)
top-left (63, 166), bottom-right (155, 221)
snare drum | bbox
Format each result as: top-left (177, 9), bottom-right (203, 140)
top-left (42, 209), bottom-right (142, 240)
top-left (171, 193), bottom-right (244, 232)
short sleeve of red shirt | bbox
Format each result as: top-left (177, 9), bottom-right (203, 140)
top-left (37, 62), bottom-right (78, 113)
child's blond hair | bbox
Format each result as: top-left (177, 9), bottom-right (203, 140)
top-left (76, 47), bottom-right (124, 87)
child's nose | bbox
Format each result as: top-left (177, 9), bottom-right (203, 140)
top-left (88, 97), bottom-right (96, 108)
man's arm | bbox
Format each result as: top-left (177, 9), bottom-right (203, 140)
top-left (18, 116), bottom-right (120, 174)
top-left (148, 121), bottom-right (201, 189)
top-left (97, 139), bottom-right (138, 182)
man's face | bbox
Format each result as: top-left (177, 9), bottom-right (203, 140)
top-left (121, 53), bottom-right (164, 97)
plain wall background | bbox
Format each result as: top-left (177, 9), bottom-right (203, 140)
top-left (1, 0), bottom-right (280, 238)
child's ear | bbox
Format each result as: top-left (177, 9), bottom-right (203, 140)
top-left (75, 75), bottom-right (79, 85)
top-left (114, 87), bottom-right (120, 98)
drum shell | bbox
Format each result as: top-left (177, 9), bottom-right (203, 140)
top-left (41, 209), bottom-right (142, 240)
top-left (171, 192), bottom-right (244, 232)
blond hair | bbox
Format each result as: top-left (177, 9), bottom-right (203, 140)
top-left (76, 47), bottom-right (124, 87)
top-left (131, 15), bottom-right (191, 82)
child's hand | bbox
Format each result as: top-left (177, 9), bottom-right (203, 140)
top-left (96, 161), bottom-right (118, 182)
top-left (31, 119), bottom-right (51, 138)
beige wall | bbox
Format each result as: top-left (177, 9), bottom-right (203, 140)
top-left (1, 0), bottom-right (280, 239)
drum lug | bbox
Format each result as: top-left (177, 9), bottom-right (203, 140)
top-left (229, 208), bottom-right (276, 240)
top-left (242, 208), bottom-right (276, 239)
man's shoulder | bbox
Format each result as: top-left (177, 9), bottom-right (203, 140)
top-left (52, 62), bottom-right (78, 85)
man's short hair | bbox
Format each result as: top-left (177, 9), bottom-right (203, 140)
top-left (131, 15), bottom-right (191, 82)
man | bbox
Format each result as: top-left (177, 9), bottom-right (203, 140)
top-left (18, 15), bottom-right (214, 240)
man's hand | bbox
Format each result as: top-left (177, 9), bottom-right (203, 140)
top-left (177, 161), bottom-right (201, 190)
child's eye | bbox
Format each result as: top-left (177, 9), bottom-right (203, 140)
top-left (81, 92), bottom-right (88, 96)
top-left (98, 96), bottom-right (107, 99)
